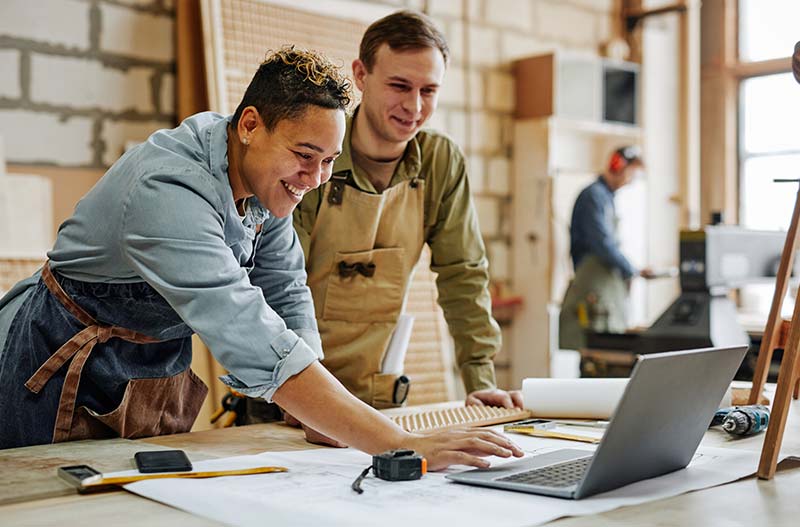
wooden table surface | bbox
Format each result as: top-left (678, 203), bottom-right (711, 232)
top-left (2, 396), bottom-right (799, 527)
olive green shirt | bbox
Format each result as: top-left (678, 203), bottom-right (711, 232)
top-left (293, 111), bottom-right (501, 394)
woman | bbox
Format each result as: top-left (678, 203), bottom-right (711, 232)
top-left (0, 47), bottom-right (521, 469)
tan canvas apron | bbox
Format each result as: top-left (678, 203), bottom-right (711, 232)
top-left (558, 254), bottom-right (628, 351)
top-left (307, 175), bottom-right (425, 408)
top-left (24, 262), bottom-right (208, 443)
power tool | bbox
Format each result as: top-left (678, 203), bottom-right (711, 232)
top-left (710, 405), bottom-right (770, 437)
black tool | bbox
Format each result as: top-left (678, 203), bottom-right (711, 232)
top-left (351, 449), bottom-right (427, 494)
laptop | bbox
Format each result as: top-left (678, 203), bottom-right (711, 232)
top-left (446, 346), bottom-right (748, 499)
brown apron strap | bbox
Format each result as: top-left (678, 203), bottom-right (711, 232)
top-left (27, 262), bottom-right (162, 443)
top-left (41, 262), bottom-right (95, 327)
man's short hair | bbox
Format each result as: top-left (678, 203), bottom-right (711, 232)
top-left (359, 10), bottom-right (450, 72)
top-left (232, 46), bottom-right (352, 130)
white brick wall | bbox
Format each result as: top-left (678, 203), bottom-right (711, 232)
top-left (102, 119), bottom-right (172, 166)
top-left (0, 0), bottom-right (89, 50)
top-left (535, 1), bottom-right (598, 48)
top-left (31, 55), bottom-right (153, 113)
top-left (160, 73), bottom-right (175, 115)
top-left (445, 20), bottom-right (464, 64)
top-left (487, 239), bottom-right (510, 280)
top-left (0, 110), bottom-right (93, 165)
top-left (468, 25), bottom-right (500, 66)
top-left (486, 71), bottom-right (514, 112)
top-left (423, 108), bottom-right (447, 133)
top-left (446, 110), bottom-right (468, 150)
top-left (0, 50), bottom-right (20, 99)
top-left (468, 70), bottom-right (483, 109)
top-left (568, 0), bottom-right (615, 11)
top-left (470, 111), bottom-right (501, 153)
top-left (429, 0), bottom-right (464, 18)
top-left (474, 195), bottom-right (500, 237)
top-left (500, 32), bottom-right (552, 62)
top-left (99, 3), bottom-right (173, 62)
top-left (484, 0), bottom-right (534, 32)
top-left (438, 66), bottom-right (466, 106)
top-left (467, 155), bottom-right (485, 193)
top-left (114, 0), bottom-right (161, 6)
top-left (486, 156), bottom-right (510, 193)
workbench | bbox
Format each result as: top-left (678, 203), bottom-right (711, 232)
top-left (1, 396), bottom-right (799, 527)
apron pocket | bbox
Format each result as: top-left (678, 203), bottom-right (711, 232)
top-left (76, 368), bottom-right (208, 440)
top-left (323, 248), bottom-right (406, 322)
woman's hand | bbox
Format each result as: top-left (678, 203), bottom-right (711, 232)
top-left (402, 428), bottom-right (524, 471)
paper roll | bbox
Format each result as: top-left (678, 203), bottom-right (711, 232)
top-left (522, 378), bottom-right (629, 419)
top-left (381, 314), bottom-right (414, 375)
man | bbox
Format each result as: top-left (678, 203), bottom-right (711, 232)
top-left (0, 47), bottom-right (522, 469)
top-left (285, 11), bottom-right (521, 424)
top-left (558, 145), bottom-right (654, 351)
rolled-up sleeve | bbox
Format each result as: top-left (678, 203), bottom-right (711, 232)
top-left (120, 171), bottom-right (319, 401)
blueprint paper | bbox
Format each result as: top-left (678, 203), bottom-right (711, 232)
top-left (120, 432), bottom-right (763, 527)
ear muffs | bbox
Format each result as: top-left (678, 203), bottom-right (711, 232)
top-left (609, 151), bottom-right (626, 172)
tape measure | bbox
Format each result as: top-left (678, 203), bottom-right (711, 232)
top-left (351, 449), bottom-right (427, 494)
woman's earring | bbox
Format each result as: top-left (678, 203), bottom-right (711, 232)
top-left (242, 137), bottom-right (250, 146)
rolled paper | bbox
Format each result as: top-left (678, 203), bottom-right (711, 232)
top-left (522, 378), bottom-right (629, 419)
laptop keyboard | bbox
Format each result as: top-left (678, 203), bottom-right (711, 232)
top-left (496, 456), bottom-right (592, 488)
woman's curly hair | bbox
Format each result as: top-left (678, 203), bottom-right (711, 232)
top-left (232, 46), bottom-right (352, 130)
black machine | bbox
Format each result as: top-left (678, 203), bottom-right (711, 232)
top-left (583, 226), bottom-right (796, 378)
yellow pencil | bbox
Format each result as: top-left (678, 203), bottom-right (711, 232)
top-left (81, 466), bottom-right (288, 489)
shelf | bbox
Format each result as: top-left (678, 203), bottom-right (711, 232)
top-left (548, 117), bottom-right (642, 140)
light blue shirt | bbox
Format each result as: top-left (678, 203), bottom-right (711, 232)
top-left (36, 112), bottom-right (322, 401)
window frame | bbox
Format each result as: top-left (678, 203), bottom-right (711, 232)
top-left (734, 1), bottom-right (795, 229)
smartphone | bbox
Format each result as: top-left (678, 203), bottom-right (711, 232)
top-left (58, 464), bottom-right (101, 488)
top-left (134, 450), bottom-right (193, 473)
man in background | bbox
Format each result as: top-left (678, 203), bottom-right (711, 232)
top-left (559, 146), bottom-right (655, 351)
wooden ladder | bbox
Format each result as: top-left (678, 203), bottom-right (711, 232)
top-left (749, 42), bottom-right (800, 480)
top-left (748, 180), bottom-right (800, 479)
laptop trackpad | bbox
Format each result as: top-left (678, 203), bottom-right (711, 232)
top-left (448, 449), bottom-right (592, 484)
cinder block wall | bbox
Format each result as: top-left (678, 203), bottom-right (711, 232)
top-left (0, 0), bottom-right (618, 388)
top-left (0, 0), bottom-right (175, 168)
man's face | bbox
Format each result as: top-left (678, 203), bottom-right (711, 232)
top-left (236, 105), bottom-right (345, 218)
top-left (608, 162), bottom-right (643, 191)
top-left (353, 43), bottom-right (446, 146)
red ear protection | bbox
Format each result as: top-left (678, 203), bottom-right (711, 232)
top-left (609, 151), bottom-right (626, 172)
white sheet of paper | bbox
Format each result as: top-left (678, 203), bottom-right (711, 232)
top-left (119, 431), bottom-right (764, 527)
top-left (381, 313), bottom-right (414, 374)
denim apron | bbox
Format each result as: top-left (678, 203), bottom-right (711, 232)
top-left (0, 262), bottom-right (207, 449)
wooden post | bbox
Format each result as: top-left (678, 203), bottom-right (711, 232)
top-left (758, 279), bottom-right (800, 478)
top-left (748, 184), bottom-right (800, 404)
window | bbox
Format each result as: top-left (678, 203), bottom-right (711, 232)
top-left (738, 1), bottom-right (800, 230)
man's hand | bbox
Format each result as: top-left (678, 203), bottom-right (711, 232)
top-left (466, 388), bottom-right (524, 409)
top-left (639, 267), bottom-right (657, 279)
top-left (283, 411), bottom-right (348, 448)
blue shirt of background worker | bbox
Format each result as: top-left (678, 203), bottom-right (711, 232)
top-left (570, 176), bottom-right (636, 280)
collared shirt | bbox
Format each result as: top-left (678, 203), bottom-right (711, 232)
top-left (293, 111), bottom-right (500, 394)
top-left (570, 176), bottom-right (636, 279)
top-left (41, 112), bottom-right (323, 401)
